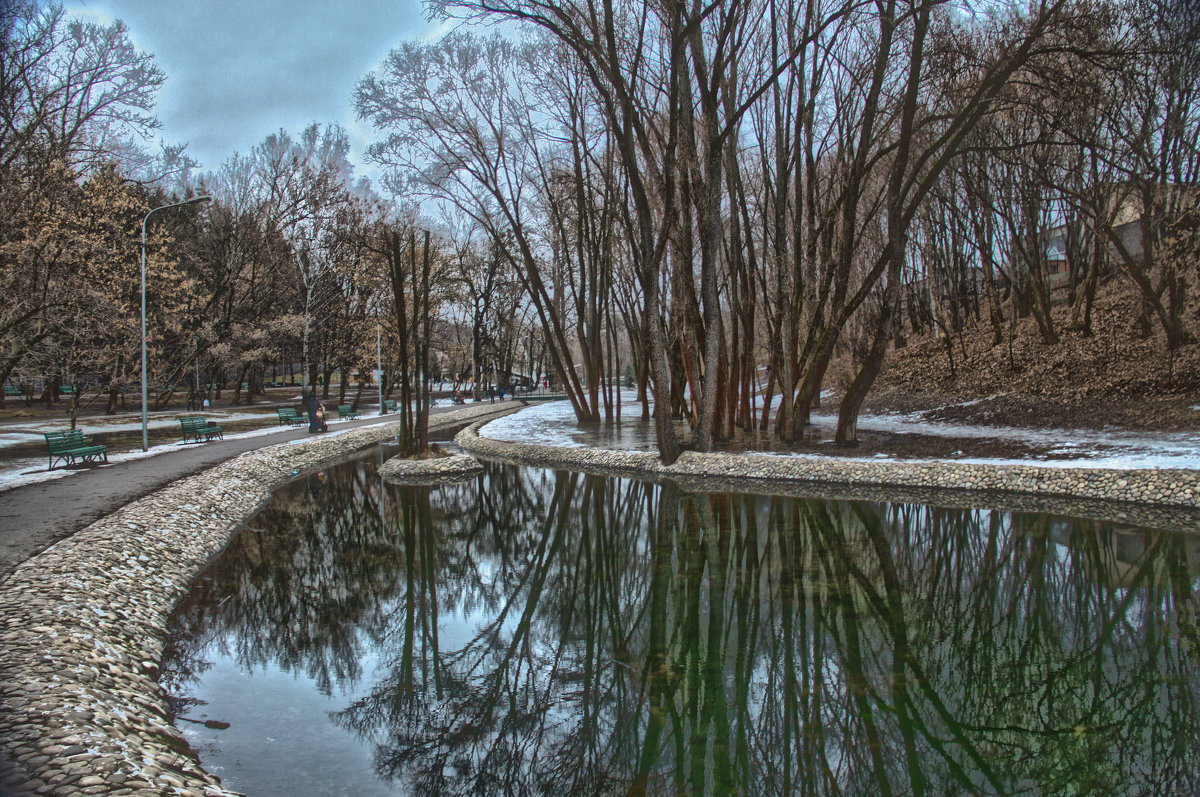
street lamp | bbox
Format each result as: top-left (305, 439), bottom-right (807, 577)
top-left (141, 195), bottom-right (212, 452)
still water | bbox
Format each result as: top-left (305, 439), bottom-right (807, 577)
top-left (162, 445), bottom-right (1200, 796)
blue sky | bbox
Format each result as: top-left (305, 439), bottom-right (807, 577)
top-left (65, 0), bottom-right (454, 177)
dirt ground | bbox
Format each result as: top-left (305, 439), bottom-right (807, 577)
top-left (705, 389), bottom-right (1198, 463)
top-left (722, 278), bottom-right (1200, 462)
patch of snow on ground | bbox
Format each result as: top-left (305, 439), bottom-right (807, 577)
top-left (480, 397), bottom-right (1200, 471)
top-left (480, 395), bottom-right (658, 451)
top-left (807, 410), bottom-right (1200, 469)
top-left (0, 418), bottom-right (358, 494)
top-left (480, 400), bottom-right (590, 448)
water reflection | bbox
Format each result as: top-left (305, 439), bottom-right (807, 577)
top-left (164, 451), bottom-right (1200, 796)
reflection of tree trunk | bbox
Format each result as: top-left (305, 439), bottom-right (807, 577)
top-left (730, 493), bottom-right (763, 796)
top-left (856, 505), bottom-right (924, 795)
top-left (400, 489), bottom-right (417, 697)
top-left (777, 502), bottom-right (802, 794)
top-left (814, 503), bottom-right (892, 796)
top-left (458, 472), bottom-right (581, 740)
top-left (417, 486), bottom-right (442, 698)
top-left (696, 496), bottom-right (733, 793)
top-left (628, 485), bottom-right (678, 796)
top-left (679, 495), bottom-right (705, 789)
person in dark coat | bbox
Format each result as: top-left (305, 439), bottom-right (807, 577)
top-left (304, 390), bottom-right (322, 433)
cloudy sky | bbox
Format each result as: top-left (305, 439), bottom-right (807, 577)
top-left (65, 0), bottom-right (455, 177)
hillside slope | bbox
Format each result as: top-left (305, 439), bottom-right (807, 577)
top-left (863, 276), bottom-right (1200, 433)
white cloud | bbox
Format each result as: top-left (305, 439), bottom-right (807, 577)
top-left (64, 0), bottom-right (441, 174)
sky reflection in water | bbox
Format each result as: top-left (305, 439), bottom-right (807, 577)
top-left (162, 445), bottom-right (1200, 796)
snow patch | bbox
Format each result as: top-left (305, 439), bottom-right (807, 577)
top-left (480, 396), bottom-right (1200, 471)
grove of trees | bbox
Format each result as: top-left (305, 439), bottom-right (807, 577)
top-left (0, 1), bottom-right (537, 442)
top-left (2, 0), bottom-right (1196, 460)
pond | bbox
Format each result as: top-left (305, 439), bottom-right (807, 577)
top-left (162, 444), bottom-right (1200, 796)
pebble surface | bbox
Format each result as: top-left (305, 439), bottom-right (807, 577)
top-left (0, 404), bottom-right (515, 797)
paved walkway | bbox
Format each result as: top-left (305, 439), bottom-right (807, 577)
top-left (0, 401), bottom-right (499, 584)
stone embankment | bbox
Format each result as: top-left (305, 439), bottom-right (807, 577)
top-left (456, 423), bottom-right (1200, 533)
top-left (0, 403), bottom-right (516, 797)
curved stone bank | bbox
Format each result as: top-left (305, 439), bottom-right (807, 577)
top-left (0, 403), bottom-right (517, 797)
top-left (457, 423), bottom-right (1200, 533)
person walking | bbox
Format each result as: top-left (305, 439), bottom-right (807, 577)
top-left (304, 390), bottom-right (322, 433)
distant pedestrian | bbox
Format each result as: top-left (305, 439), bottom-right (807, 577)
top-left (488, 385), bottom-right (495, 403)
top-left (304, 390), bottom-right (322, 433)
top-left (186, 389), bottom-right (195, 412)
top-left (201, 394), bottom-right (210, 410)
top-left (498, 385), bottom-right (505, 401)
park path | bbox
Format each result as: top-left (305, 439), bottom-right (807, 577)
top-left (0, 402), bottom-right (492, 584)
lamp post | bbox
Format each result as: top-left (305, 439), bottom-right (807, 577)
top-left (141, 195), bottom-right (211, 451)
top-left (377, 323), bottom-right (384, 415)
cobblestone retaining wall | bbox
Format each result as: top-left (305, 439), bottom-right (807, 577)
top-left (0, 403), bottom-right (516, 797)
top-left (457, 424), bottom-right (1200, 533)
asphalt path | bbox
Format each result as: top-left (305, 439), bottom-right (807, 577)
top-left (0, 404), bottom-right (480, 585)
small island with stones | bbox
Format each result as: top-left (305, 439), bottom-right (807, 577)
top-left (377, 444), bottom-right (484, 483)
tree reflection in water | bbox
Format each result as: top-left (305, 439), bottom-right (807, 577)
top-left (163, 452), bottom-right (1200, 796)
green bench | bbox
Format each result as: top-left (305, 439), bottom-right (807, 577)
top-left (337, 404), bottom-right (359, 420)
top-left (179, 415), bottom-right (223, 443)
top-left (382, 399), bottom-right (398, 413)
top-left (44, 430), bottom-right (107, 470)
top-left (4, 385), bottom-right (21, 397)
top-left (276, 407), bottom-right (306, 427)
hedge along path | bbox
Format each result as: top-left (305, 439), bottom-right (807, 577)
top-left (0, 402), bottom-right (518, 797)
